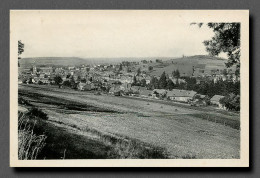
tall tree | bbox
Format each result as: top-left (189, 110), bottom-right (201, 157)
top-left (149, 76), bottom-right (159, 89)
top-left (70, 77), bottom-right (77, 89)
top-left (175, 69), bottom-right (180, 78)
top-left (140, 79), bottom-right (146, 87)
top-left (148, 66), bottom-right (153, 71)
top-left (220, 93), bottom-right (240, 111)
top-left (18, 40), bottom-right (24, 67)
top-left (119, 64), bottom-right (123, 71)
top-left (54, 75), bottom-right (63, 88)
top-left (18, 40), bottom-right (24, 56)
top-left (159, 71), bottom-right (167, 89)
top-left (132, 75), bottom-right (137, 86)
top-left (166, 79), bottom-right (175, 90)
top-left (137, 68), bottom-right (141, 76)
top-left (192, 23), bottom-right (240, 74)
top-left (172, 69), bottom-right (180, 78)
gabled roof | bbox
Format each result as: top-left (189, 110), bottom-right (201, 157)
top-left (78, 82), bottom-right (86, 87)
top-left (210, 95), bottom-right (225, 102)
top-left (131, 86), bottom-right (140, 91)
top-left (139, 89), bottom-right (152, 96)
top-left (153, 89), bottom-right (167, 94)
top-left (109, 85), bottom-right (121, 93)
top-left (166, 89), bottom-right (197, 97)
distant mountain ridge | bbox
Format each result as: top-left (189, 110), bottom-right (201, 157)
top-left (20, 57), bottom-right (89, 68)
top-left (19, 56), bottom-right (173, 68)
top-left (19, 55), bottom-right (228, 74)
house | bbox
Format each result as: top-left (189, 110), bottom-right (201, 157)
top-left (78, 81), bottom-right (96, 91)
top-left (18, 79), bottom-right (23, 84)
top-left (193, 64), bottom-right (206, 77)
top-left (39, 73), bottom-right (45, 78)
top-left (170, 78), bottom-right (186, 84)
top-left (32, 77), bottom-right (40, 83)
top-left (190, 94), bottom-right (208, 106)
top-left (190, 99), bottom-right (207, 107)
top-left (210, 95), bottom-right (225, 106)
top-left (131, 86), bottom-right (141, 94)
top-left (109, 86), bottom-right (121, 96)
top-left (139, 89), bottom-right (152, 98)
top-left (152, 89), bottom-right (167, 99)
top-left (77, 82), bottom-right (86, 91)
top-left (166, 89), bottom-right (197, 103)
top-left (40, 67), bottom-right (53, 74)
top-left (39, 78), bottom-right (50, 84)
top-left (120, 83), bottom-right (131, 91)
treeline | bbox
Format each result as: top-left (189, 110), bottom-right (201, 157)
top-left (145, 71), bottom-right (240, 98)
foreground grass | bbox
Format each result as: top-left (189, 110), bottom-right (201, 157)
top-left (18, 113), bottom-right (47, 160)
top-left (189, 113), bottom-right (240, 130)
top-left (18, 89), bottom-right (240, 158)
top-left (35, 119), bottom-right (168, 159)
top-left (50, 119), bottom-right (168, 159)
top-left (18, 100), bottom-right (169, 159)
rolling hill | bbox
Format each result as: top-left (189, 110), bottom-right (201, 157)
top-left (148, 55), bottom-right (235, 77)
top-left (19, 55), bottom-right (236, 77)
top-left (19, 57), bottom-right (92, 68)
top-left (19, 57), bottom-right (173, 68)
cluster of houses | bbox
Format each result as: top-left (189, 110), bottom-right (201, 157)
top-left (18, 63), bottom-right (229, 109)
top-left (18, 66), bottom-right (53, 85)
top-left (107, 83), bottom-right (225, 109)
top-left (193, 63), bottom-right (240, 83)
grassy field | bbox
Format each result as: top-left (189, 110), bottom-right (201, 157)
top-left (147, 55), bottom-right (232, 77)
top-left (18, 84), bottom-right (240, 159)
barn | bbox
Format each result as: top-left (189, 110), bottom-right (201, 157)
top-left (166, 89), bottom-right (197, 103)
top-left (210, 95), bottom-right (225, 106)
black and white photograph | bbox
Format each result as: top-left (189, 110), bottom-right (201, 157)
top-left (10, 10), bottom-right (249, 167)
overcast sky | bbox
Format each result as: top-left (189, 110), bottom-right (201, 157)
top-left (12, 11), bottom-right (220, 59)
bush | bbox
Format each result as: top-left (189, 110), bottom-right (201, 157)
top-left (38, 81), bottom-right (43, 85)
top-left (63, 80), bottom-right (71, 87)
top-left (18, 97), bottom-right (32, 106)
top-left (27, 107), bottom-right (48, 120)
top-left (220, 93), bottom-right (240, 111)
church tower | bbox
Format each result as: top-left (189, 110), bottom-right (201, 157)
top-left (33, 65), bottom-right (37, 74)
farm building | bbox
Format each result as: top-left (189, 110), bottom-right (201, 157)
top-left (190, 99), bottom-right (207, 107)
top-left (210, 95), bottom-right (225, 106)
top-left (139, 88), bottom-right (152, 98)
top-left (152, 89), bottom-right (167, 99)
top-left (77, 82), bottom-right (86, 91)
top-left (39, 78), bottom-right (50, 84)
top-left (109, 86), bottom-right (121, 96)
top-left (77, 82), bottom-right (95, 91)
top-left (170, 78), bottom-right (186, 84)
top-left (32, 77), bottom-right (40, 83)
top-left (166, 89), bottom-right (197, 103)
top-left (120, 83), bottom-right (131, 91)
top-left (131, 86), bottom-right (141, 93)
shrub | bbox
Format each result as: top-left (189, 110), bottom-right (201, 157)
top-left (27, 107), bottom-right (48, 120)
top-left (220, 93), bottom-right (240, 111)
top-left (18, 97), bottom-right (32, 106)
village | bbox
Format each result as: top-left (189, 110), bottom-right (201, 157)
top-left (11, 10), bottom-right (247, 163)
top-left (18, 57), bottom-right (240, 111)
